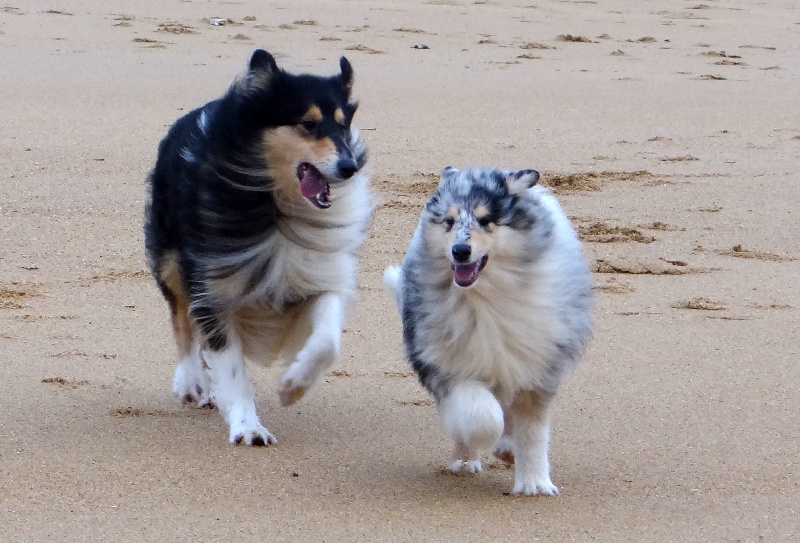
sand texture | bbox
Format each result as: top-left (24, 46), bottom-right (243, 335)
top-left (1, 0), bottom-right (798, 541)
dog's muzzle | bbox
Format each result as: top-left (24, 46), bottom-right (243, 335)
top-left (451, 250), bottom-right (489, 288)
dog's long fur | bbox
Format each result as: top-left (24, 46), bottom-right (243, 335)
top-left (144, 50), bottom-right (373, 446)
top-left (384, 167), bottom-right (592, 495)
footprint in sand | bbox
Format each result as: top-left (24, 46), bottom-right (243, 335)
top-left (542, 170), bottom-right (655, 194)
top-left (577, 222), bottom-right (655, 244)
top-left (345, 44), bottom-right (385, 54)
top-left (594, 279), bottom-right (634, 295)
top-left (393, 28), bottom-right (431, 35)
top-left (672, 297), bottom-right (726, 311)
top-left (556, 34), bottom-right (595, 43)
top-left (158, 22), bottom-right (196, 35)
top-left (41, 377), bottom-right (90, 389)
top-left (0, 283), bottom-right (42, 310)
top-left (593, 258), bottom-right (713, 275)
top-left (718, 245), bottom-right (796, 262)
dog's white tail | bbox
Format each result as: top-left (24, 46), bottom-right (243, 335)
top-left (383, 266), bottom-right (401, 307)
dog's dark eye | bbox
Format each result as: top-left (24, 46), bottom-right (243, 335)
top-left (443, 217), bottom-right (455, 230)
top-left (300, 120), bottom-right (318, 131)
top-left (477, 216), bottom-right (493, 228)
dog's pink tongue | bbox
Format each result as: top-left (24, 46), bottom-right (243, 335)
top-left (299, 166), bottom-right (327, 200)
top-left (453, 262), bottom-right (479, 286)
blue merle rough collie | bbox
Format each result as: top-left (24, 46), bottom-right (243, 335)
top-left (144, 50), bottom-right (373, 446)
top-left (384, 167), bottom-right (592, 495)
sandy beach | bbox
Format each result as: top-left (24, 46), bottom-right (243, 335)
top-left (1, 1), bottom-right (798, 540)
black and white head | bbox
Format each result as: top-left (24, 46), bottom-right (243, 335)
top-left (240, 49), bottom-right (366, 210)
top-left (421, 167), bottom-right (542, 288)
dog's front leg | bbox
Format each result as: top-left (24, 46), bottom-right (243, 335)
top-left (203, 335), bottom-right (277, 446)
top-left (508, 389), bottom-right (558, 495)
top-left (438, 381), bottom-right (504, 474)
top-left (278, 292), bottom-right (344, 406)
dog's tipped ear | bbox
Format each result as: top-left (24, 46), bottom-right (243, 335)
top-left (249, 49), bottom-right (278, 74)
top-left (506, 169), bottom-right (540, 195)
top-left (339, 57), bottom-right (354, 91)
top-left (439, 166), bottom-right (459, 186)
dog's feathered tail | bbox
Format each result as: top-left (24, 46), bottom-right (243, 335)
top-left (383, 266), bottom-right (401, 308)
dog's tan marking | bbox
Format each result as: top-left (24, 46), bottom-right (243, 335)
top-left (158, 251), bottom-right (195, 357)
top-left (208, 272), bottom-right (249, 307)
top-left (447, 205), bottom-right (459, 220)
top-left (303, 105), bottom-right (323, 122)
top-left (262, 126), bottom-right (337, 206)
top-left (509, 389), bottom-right (553, 425)
top-left (333, 108), bottom-right (345, 125)
top-left (474, 204), bottom-right (489, 220)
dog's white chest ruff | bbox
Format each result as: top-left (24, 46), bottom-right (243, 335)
top-left (418, 273), bottom-right (568, 400)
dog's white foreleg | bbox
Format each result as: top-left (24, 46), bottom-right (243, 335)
top-left (172, 337), bottom-right (213, 408)
top-left (509, 389), bottom-right (558, 496)
top-left (438, 381), bottom-right (504, 474)
top-left (204, 335), bottom-right (276, 446)
top-left (278, 292), bottom-right (344, 406)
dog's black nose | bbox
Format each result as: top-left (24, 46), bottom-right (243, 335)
top-left (452, 244), bottom-right (471, 263)
top-left (337, 159), bottom-right (358, 179)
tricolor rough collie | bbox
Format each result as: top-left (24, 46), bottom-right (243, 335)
top-left (144, 50), bottom-right (373, 446)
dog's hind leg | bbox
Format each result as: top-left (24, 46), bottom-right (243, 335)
top-left (171, 298), bottom-right (214, 407)
top-left (157, 256), bottom-right (213, 408)
top-left (278, 292), bottom-right (344, 406)
top-left (438, 381), bottom-right (504, 474)
top-left (172, 339), bottom-right (213, 408)
top-left (507, 389), bottom-right (559, 496)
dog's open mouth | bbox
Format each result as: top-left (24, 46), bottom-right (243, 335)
top-left (451, 254), bottom-right (489, 287)
top-left (297, 162), bottom-right (331, 209)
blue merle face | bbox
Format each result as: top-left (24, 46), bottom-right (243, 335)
top-left (421, 167), bottom-right (540, 287)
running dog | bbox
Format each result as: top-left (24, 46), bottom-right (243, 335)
top-left (384, 167), bottom-right (592, 495)
top-left (144, 50), bottom-right (373, 446)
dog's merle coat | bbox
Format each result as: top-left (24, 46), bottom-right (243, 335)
top-left (385, 167), bottom-right (592, 495)
top-left (145, 50), bottom-right (373, 446)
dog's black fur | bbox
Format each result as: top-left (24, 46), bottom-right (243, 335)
top-left (145, 50), bottom-right (365, 351)
top-left (143, 51), bottom-right (372, 446)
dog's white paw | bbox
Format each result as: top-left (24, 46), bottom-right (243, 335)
top-left (173, 359), bottom-right (213, 408)
top-left (449, 459), bottom-right (483, 474)
top-left (511, 477), bottom-right (559, 496)
top-left (278, 371), bottom-right (310, 407)
top-left (229, 420), bottom-right (277, 447)
top-left (278, 345), bottom-right (336, 406)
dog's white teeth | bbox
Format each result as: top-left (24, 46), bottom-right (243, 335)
top-left (315, 192), bottom-right (331, 208)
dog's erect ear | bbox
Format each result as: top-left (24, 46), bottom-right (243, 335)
top-left (339, 57), bottom-right (354, 91)
top-left (505, 169), bottom-right (540, 195)
top-left (439, 166), bottom-right (459, 186)
top-left (249, 49), bottom-right (278, 74)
